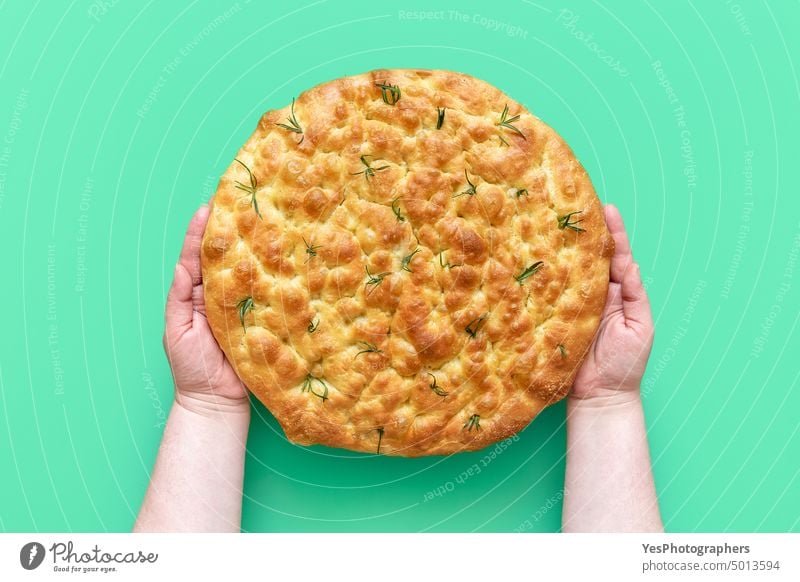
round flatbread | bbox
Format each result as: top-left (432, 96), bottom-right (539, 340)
top-left (201, 69), bottom-right (613, 456)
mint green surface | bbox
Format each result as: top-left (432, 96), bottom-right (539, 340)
top-left (1, 0), bottom-right (798, 533)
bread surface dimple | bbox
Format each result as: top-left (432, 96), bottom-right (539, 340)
top-left (201, 69), bottom-right (612, 456)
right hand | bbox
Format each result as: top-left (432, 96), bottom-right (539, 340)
top-left (163, 205), bottom-right (250, 416)
top-left (570, 204), bottom-right (655, 404)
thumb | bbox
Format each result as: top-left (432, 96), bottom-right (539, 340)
top-left (621, 262), bottom-right (653, 329)
top-left (165, 262), bottom-right (194, 336)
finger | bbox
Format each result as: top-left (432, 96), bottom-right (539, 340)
top-left (602, 281), bottom-right (623, 318)
top-left (604, 204), bottom-right (633, 284)
top-left (192, 281), bottom-right (206, 315)
top-left (178, 205), bottom-right (210, 286)
top-left (621, 262), bottom-right (653, 329)
top-left (165, 262), bottom-right (194, 335)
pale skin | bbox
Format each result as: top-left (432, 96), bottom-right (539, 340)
top-left (134, 205), bottom-right (250, 533)
top-left (563, 204), bottom-right (662, 532)
top-left (135, 203), bottom-right (661, 532)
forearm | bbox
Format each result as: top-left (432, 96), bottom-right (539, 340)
top-left (134, 399), bottom-right (250, 532)
top-left (562, 392), bottom-right (662, 532)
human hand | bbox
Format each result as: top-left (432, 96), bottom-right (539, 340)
top-left (571, 204), bottom-right (654, 404)
top-left (163, 205), bottom-right (249, 417)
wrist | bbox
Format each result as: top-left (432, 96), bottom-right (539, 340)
top-left (174, 390), bottom-right (250, 420)
top-left (568, 387), bottom-right (642, 411)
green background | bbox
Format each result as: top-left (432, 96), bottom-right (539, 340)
top-left (1, 0), bottom-right (798, 533)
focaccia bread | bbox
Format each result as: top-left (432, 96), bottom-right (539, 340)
top-left (200, 69), bottom-right (613, 456)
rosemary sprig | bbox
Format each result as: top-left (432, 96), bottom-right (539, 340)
top-left (452, 170), bottom-right (477, 198)
top-left (303, 236), bottom-right (322, 263)
top-left (302, 373), bottom-right (328, 402)
top-left (463, 414), bottom-right (481, 431)
top-left (515, 188), bottom-right (528, 198)
top-left (375, 81), bottom-right (401, 105)
top-left (465, 313), bottom-right (488, 338)
top-left (558, 343), bottom-right (567, 358)
top-left (236, 297), bottom-right (254, 332)
top-left (365, 265), bottom-right (391, 294)
top-left (401, 248), bottom-right (421, 272)
top-left (233, 158), bottom-right (261, 219)
top-left (351, 155), bottom-right (389, 181)
top-left (436, 107), bottom-right (446, 129)
top-left (355, 341), bottom-right (382, 358)
top-left (557, 210), bottom-right (585, 233)
top-left (427, 373), bottom-right (448, 397)
top-left (308, 316), bottom-right (319, 333)
top-left (275, 97), bottom-right (304, 143)
top-left (496, 104), bottom-right (526, 139)
top-left (391, 197), bottom-right (405, 222)
top-left (438, 252), bottom-right (462, 270)
top-left (376, 427), bottom-right (384, 454)
top-left (515, 261), bottom-right (544, 285)
top-left (498, 135), bottom-right (509, 147)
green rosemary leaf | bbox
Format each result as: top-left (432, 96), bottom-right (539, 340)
top-left (375, 81), bottom-right (401, 105)
top-left (427, 373), bottom-right (449, 397)
top-left (355, 341), bottom-right (382, 358)
top-left (498, 134), bottom-right (510, 147)
top-left (465, 313), bottom-right (488, 338)
top-left (351, 155), bottom-right (389, 181)
top-left (376, 427), bottom-right (384, 454)
top-left (401, 248), bottom-right (421, 272)
top-left (463, 414), bottom-right (481, 431)
top-left (275, 97), bottom-right (304, 143)
top-left (452, 170), bottom-right (478, 198)
top-left (233, 158), bottom-right (261, 219)
top-left (515, 188), bottom-right (528, 198)
top-left (438, 252), bottom-right (462, 270)
top-left (308, 316), bottom-right (319, 333)
top-left (557, 210), bottom-right (585, 233)
top-left (391, 197), bottom-right (405, 222)
top-left (558, 343), bottom-right (567, 358)
top-left (302, 374), bottom-right (328, 401)
top-left (436, 107), bottom-right (446, 129)
top-left (236, 296), bottom-right (254, 332)
top-left (365, 265), bottom-right (391, 294)
top-left (515, 261), bottom-right (544, 285)
top-left (496, 104), bottom-right (526, 139)
top-left (303, 236), bottom-right (322, 263)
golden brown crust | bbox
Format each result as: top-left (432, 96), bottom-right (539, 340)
top-left (201, 69), bottom-right (613, 456)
